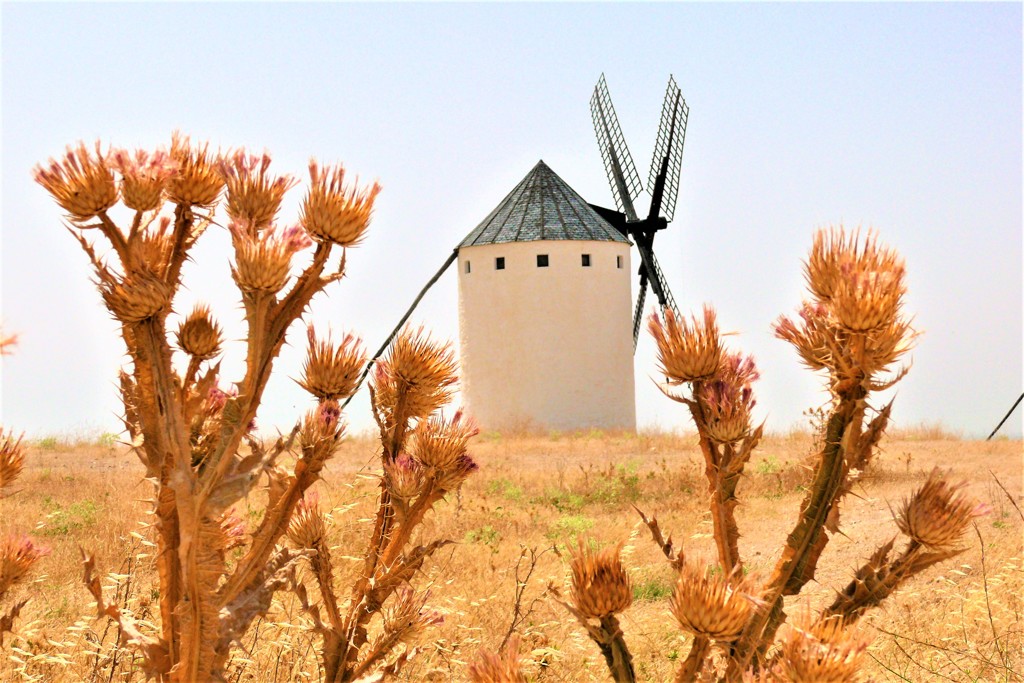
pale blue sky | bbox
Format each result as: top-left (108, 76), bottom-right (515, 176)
top-left (2, 2), bottom-right (1021, 439)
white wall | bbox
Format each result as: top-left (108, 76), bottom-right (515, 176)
top-left (458, 239), bottom-right (636, 432)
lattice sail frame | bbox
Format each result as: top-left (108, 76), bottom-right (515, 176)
top-left (591, 74), bottom-right (643, 220)
top-left (647, 75), bottom-right (689, 222)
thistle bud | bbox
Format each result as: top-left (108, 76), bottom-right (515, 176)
top-left (0, 430), bottom-right (25, 493)
top-left (111, 148), bottom-right (178, 212)
top-left (896, 470), bottom-right (987, 549)
top-left (219, 149), bottom-right (297, 230)
top-left (132, 217), bottom-right (175, 276)
top-left (287, 493), bottom-right (327, 549)
top-left (167, 133), bottom-right (224, 207)
top-left (649, 306), bottom-right (722, 384)
top-left (176, 305), bottom-right (223, 360)
top-left (385, 453), bottom-right (424, 502)
top-left (33, 142), bottom-right (118, 222)
top-left (298, 326), bottom-right (367, 401)
top-left (409, 410), bottom-right (479, 471)
top-left (671, 562), bottom-right (758, 642)
top-left (371, 327), bottom-right (459, 425)
top-left (100, 272), bottom-right (170, 323)
top-left (434, 453), bottom-right (479, 493)
top-left (779, 614), bottom-right (870, 683)
top-left (382, 588), bottom-right (443, 647)
top-left (0, 535), bottom-right (48, 597)
top-left (300, 160), bottom-right (380, 247)
top-left (298, 400), bottom-right (344, 474)
top-left (569, 540), bottom-right (632, 619)
top-left (230, 222), bottom-right (294, 294)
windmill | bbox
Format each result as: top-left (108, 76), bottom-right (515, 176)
top-left (588, 74), bottom-right (689, 348)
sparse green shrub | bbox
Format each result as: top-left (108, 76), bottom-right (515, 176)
top-left (547, 514), bottom-right (594, 544)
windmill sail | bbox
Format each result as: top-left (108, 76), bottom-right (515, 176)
top-left (591, 74), bottom-right (643, 222)
top-left (647, 76), bottom-right (689, 222)
top-left (632, 242), bottom-right (680, 346)
top-left (632, 277), bottom-right (648, 347)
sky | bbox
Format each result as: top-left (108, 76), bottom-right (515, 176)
top-left (1, 2), bottom-right (1021, 441)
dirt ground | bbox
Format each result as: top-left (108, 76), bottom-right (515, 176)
top-left (2, 430), bottom-right (1021, 681)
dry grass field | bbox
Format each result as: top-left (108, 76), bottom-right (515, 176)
top-left (2, 428), bottom-right (1020, 682)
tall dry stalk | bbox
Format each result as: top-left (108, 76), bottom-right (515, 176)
top-left (33, 136), bottom-right (398, 681)
top-left (561, 227), bottom-right (987, 682)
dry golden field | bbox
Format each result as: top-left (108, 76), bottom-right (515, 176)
top-left (2, 428), bottom-right (1021, 682)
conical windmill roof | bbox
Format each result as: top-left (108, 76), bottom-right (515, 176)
top-left (459, 160), bottom-right (629, 248)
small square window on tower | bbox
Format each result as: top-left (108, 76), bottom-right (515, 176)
top-left (616, 255), bottom-right (623, 269)
top-left (465, 261), bottom-right (471, 274)
top-left (495, 257), bottom-right (505, 270)
top-left (581, 254), bottom-right (591, 267)
top-left (537, 254), bottom-right (549, 268)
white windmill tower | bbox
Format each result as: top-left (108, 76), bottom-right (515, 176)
top-left (456, 160), bottom-right (637, 431)
top-left (344, 75), bottom-right (690, 434)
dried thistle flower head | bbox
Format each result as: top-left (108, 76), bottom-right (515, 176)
top-left (896, 469), bottom-right (987, 549)
top-left (129, 215), bottom-right (175, 276)
top-left (176, 305), bottom-right (223, 360)
top-left (372, 327), bottom-right (459, 426)
top-left (33, 141), bottom-right (118, 221)
top-left (779, 613), bottom-right (871, 683)
top-left (100, 272), bottom-right (171, 323)
top-left (219, 149), bottom-right (297, 230)
top-left (111, 147), bottom-right (178, 212)
top-left (805, 227), bottom-right (906, 333)
top-left (300, 160), bottom-right (381, 247)
top-left (0, 535), bottom-right (48, 597)
top-left (409, 409), bottom-right (479, 472)
top-left (230, 222), bottom-right (310, 294)
top-left (671, 562), bottom-right (758, 642)
top-left (569, 540), bottom-right (632, 619)
top-left (0, 431), bottom-right (26, 493)
top-left (700, 352), bottom-right (759, 444)
top-left (381, 588), bottom-right (443, 647)
top-left (287, 492), bottom-right (326, 549)
top-left (298, 326), bottom-right (367, 401)
top-left (649, 306), bottom-right (722, 384)
top-left (773, 301), bottom-right (832, 373)
top-left (167, 132), bottom-right (224, 207)
top-left (832, 265), bottom-right (905, 334)
top-left (468, 637), bottom-right (527, 683)
top-left (434, 452), bottom-right (479, 493)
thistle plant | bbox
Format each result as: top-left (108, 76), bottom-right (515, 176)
top-left (561, 227), bottom-right (986, 682)
top-left (286, 329), bottom-right (480, 682)
top-left (32, 135), bottom-right (406, 681)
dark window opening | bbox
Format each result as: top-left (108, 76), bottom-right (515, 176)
top-left (465, 261), bottom-right (471, 274)
top-left (616, 255), bottom-right (623, 269)
top-left (581, 254), bottom-right (591, 267)
top-left (537, 254), bottom-right (549, 268)
top-left (495, 257), bottom-right (505, 270)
